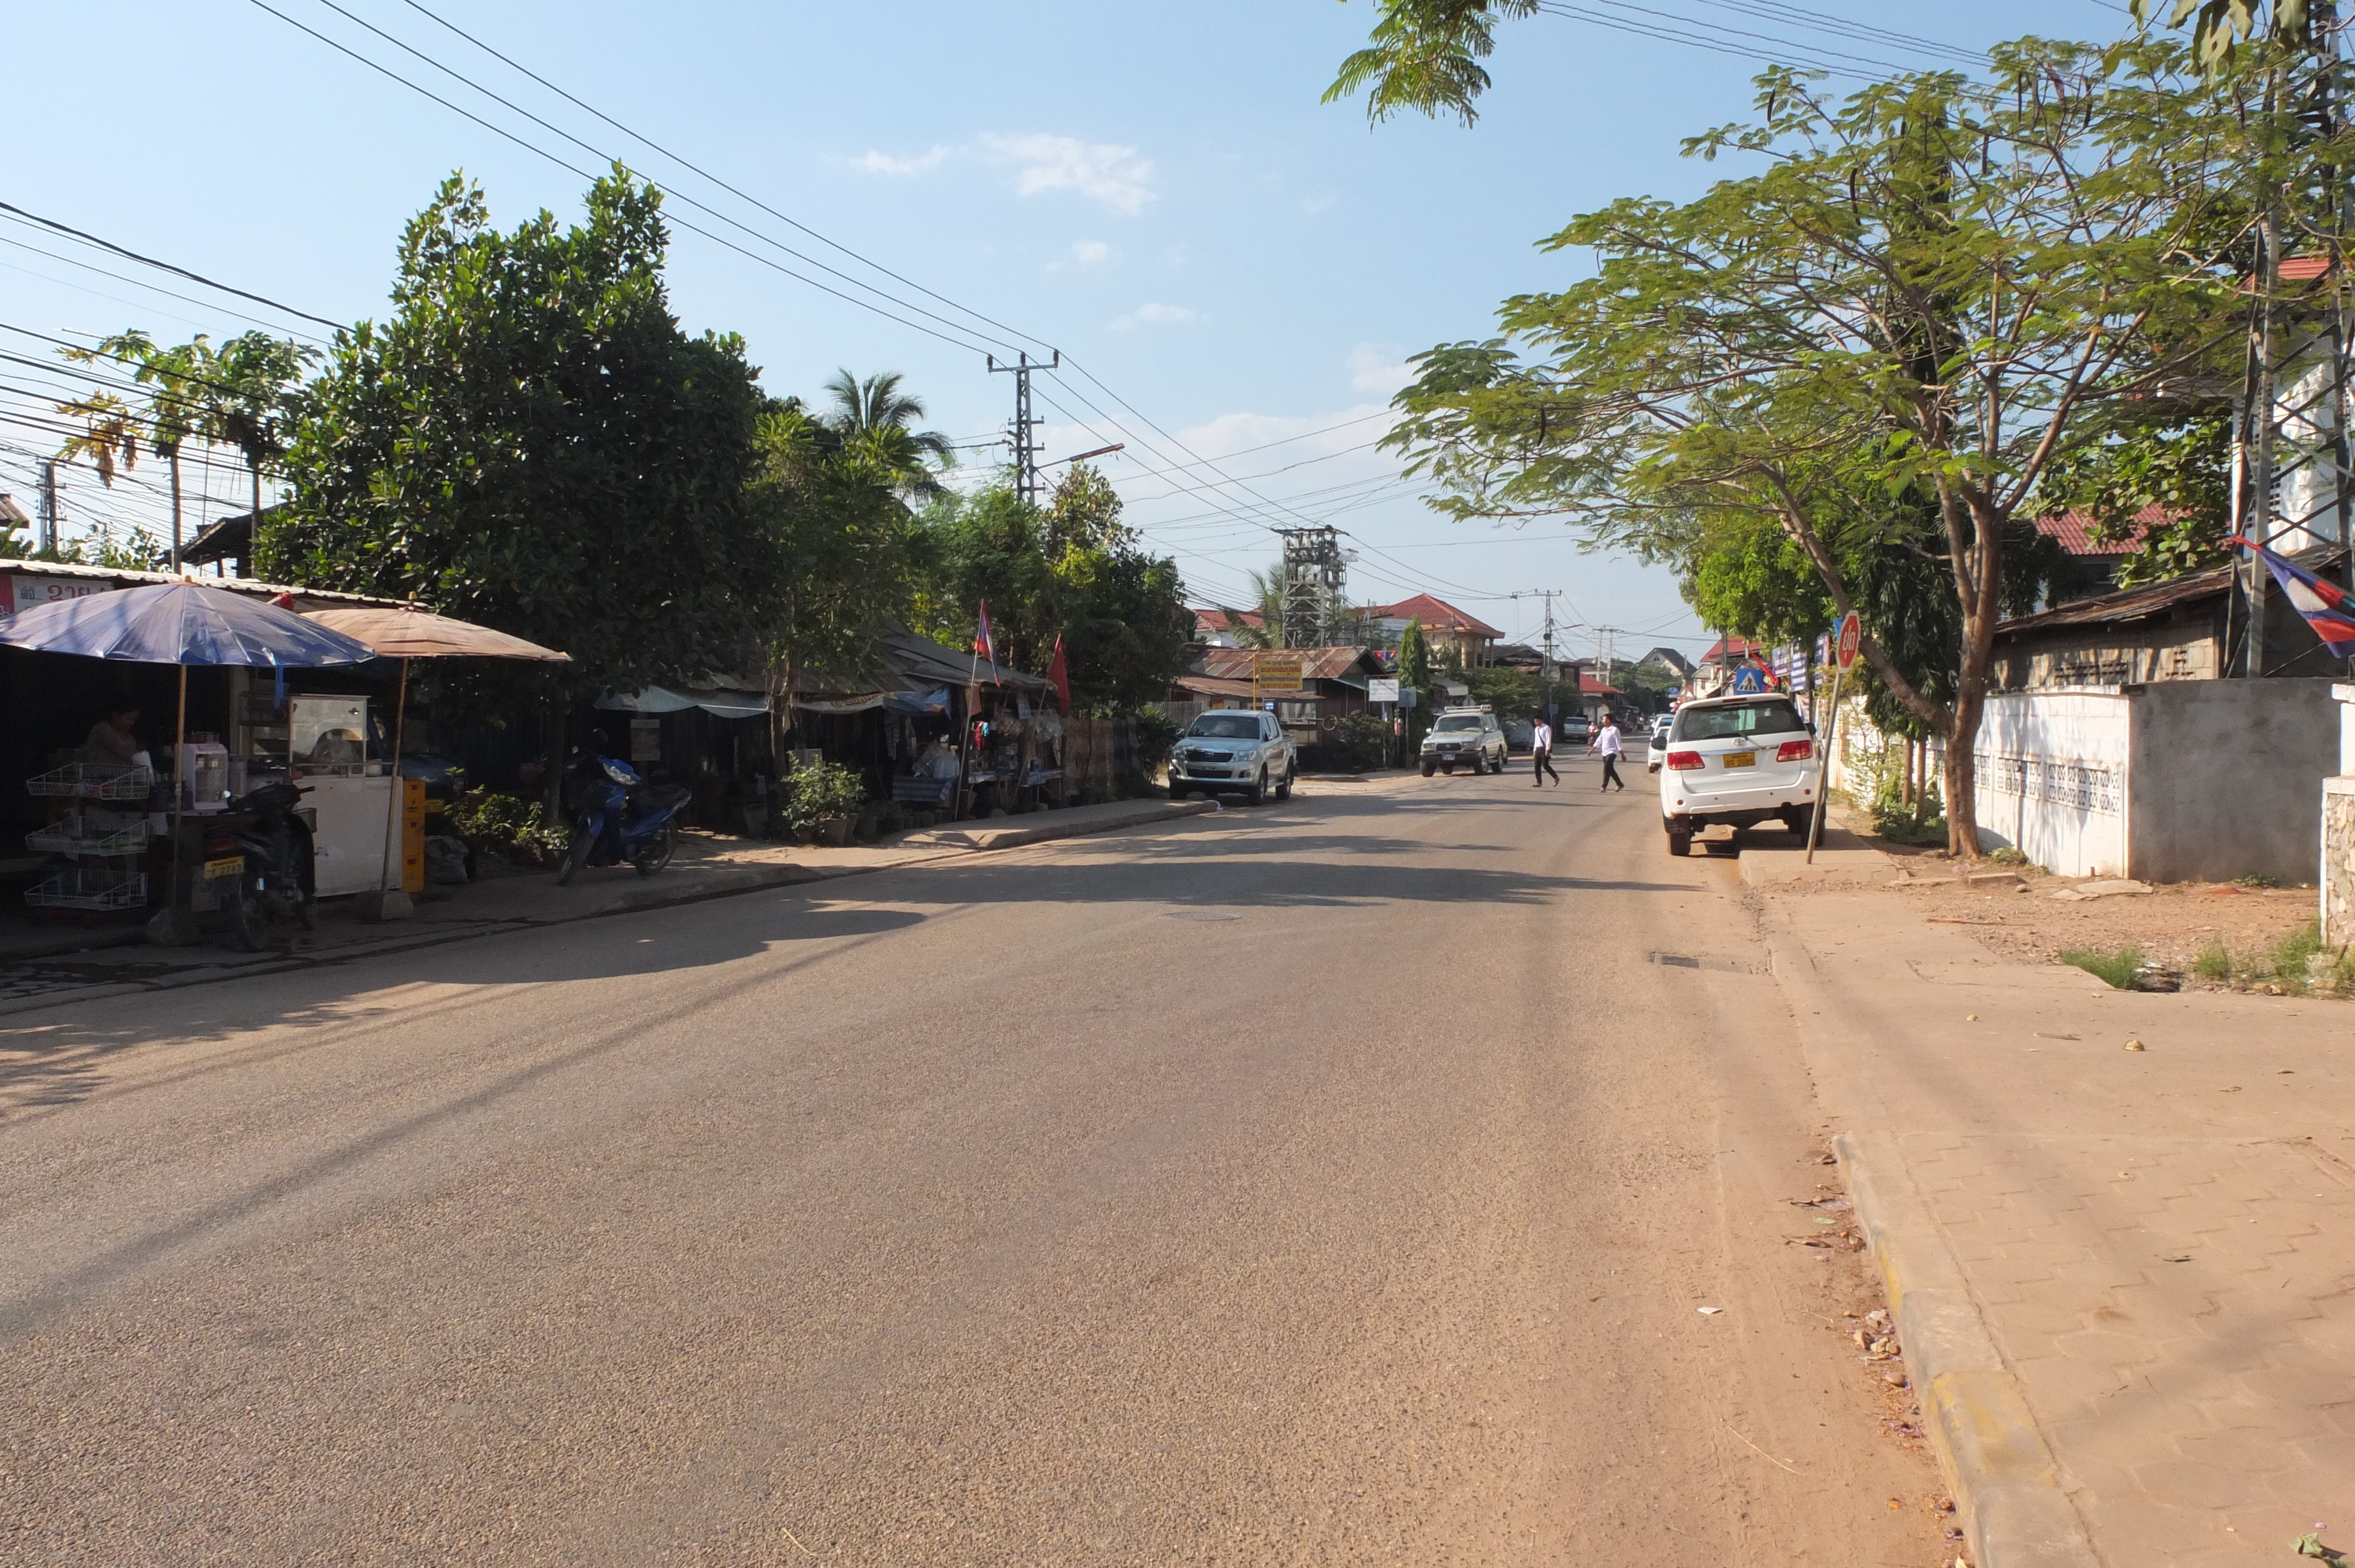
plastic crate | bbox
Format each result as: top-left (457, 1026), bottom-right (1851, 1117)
top-left (24, 868), bottom-right (149, 911)
top-left (25, 821), bottom-right (154, 857)
top-left (25, 763), bottom-right (155, 801)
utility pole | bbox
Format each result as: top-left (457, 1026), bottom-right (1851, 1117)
top-left (1275, 525), bottom-right (1347, 648)
top-left (37, 460), bottom-right (58, 554)
top-left (2232, 2), bottom-right (2354, 676)
top-left (1595, 626), bottom-right (1624, 692)
top-left (988, 351), bottom-right (1060, 508)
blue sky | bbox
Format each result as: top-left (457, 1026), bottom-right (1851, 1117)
top-left (5, 0), bottom-right (2117, 657)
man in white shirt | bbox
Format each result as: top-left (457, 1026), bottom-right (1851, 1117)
top-left (1530, 713), bottom-right (1560, 788)
top-left (1590, 715), bottom-right (1626, 791)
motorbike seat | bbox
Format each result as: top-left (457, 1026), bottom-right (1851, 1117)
top-left (645, 784), bottom-right (694, 812)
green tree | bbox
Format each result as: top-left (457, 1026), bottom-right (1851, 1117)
top-left (263, 170), bottom-right (775, 705)
top-left (1397, 615), bottom-right (1432, 745)
top-left (1325, 0), bottom-right (1535, 125)
top-left (820, 369), bottom-right (957, 501)
top-left (1384, 44), bottom-right (2261, 854)
top-left (62, 331), bottom-right (214, 569)
top-left (53, 390), bottom-right (140, 489)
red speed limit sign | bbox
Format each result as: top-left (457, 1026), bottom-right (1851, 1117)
top-left (1836, 614), bottom-right (1861, 670)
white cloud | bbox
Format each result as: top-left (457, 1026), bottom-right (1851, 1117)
top-left (981, 132), bottom-right (1156, 214)
top-left (1070, 240), bottom-right (1111, 266)
top-left (1110, 302), bottom-right (1200, 330)
top-left (855, 145), bottom-right (950, 177)
top-left (1301, 194), bottom-right (1338, 215)
top-left (1346, 344), bottom-right (1415, 395)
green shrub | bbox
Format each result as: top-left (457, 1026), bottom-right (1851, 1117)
top-left (446, 788), bottom-right (570, 865)
top-left (2060, 946), bottom-right (2144, 989)
top-left (1987, 846), bottom-right (2033, 869)
top-left (1126, 708), bottom-right (1180, 773)
top-left (782, 759), bottom-right (865, 830)
top-left (2273, 919), bottom-right (2324, 986)
top-left (1333, 712), bottom-right (1391, 771)
top-left (2194, 936), bottom-right (2233, 981)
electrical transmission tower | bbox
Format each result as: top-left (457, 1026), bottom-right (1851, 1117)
top-left (1510, 590), bottom-right (1566, 677)
top-left (988, 350), bottom-right (1060, 507)
top-left (1276, 526), bottom-right (1346, 648)
top-left (2234, 4), bottom-right (2355, 676)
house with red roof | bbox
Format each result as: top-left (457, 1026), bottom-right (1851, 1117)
top-left (1191, 607), bottom-right (1266, 647)
top-left (1358, 593), bottom-right (1503, 667)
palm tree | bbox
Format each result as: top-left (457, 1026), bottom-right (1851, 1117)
top-left (200, 333), bottom-right (317, 542)
top-left (820, 369), bottom-right (956, 500)
top-left (65, 331), bottom-right (204, 570)
top-left (54, 390), bottom-right (140, 489)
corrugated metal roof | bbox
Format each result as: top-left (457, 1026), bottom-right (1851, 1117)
top-left (1195, 645), bottom-right (1379, 682)
top-left (1989, 550), bottom-right (2346, 637)
top-left (1, 559), bottom-right (403, 608)
top-left (2034, 504), bottom-right (2164, 558)
top-left (1173, 675), bottom-right (1258, 700)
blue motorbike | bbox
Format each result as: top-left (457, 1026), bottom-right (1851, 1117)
top-left (555, 751), bottom-right (692, 885)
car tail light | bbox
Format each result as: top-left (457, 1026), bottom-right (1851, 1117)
top-left (1776, 739), bottom-right (1814, 762)
top-left (204, 836), bottom-right (237, 855)
top-left (1666, 750), bottom-right (1704, 770)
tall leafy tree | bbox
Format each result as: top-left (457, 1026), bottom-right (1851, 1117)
top-left (62, 331), bottom-right (212, 568)
top-left (263, 170), bottom-right (775, 703)
top-left (1382, 43), bottom-right (2262, 853)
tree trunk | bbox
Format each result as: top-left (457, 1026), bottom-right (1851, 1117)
top-left (1939, 487), bottom-right (2007, 861)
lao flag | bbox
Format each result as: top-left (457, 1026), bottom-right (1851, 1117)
top-left (973, 602), bottom-right (1000, 684)
top-left (2231, 536), bottom-right (2355, 656)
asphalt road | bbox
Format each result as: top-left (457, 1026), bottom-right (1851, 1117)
top-left (1, 757), bottom-right (1948, 1565)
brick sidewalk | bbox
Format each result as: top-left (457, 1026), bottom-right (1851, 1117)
top-left (1749, 833), bottom-right (2355, 1567)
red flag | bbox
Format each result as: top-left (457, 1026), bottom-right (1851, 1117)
top-left (973, 602), bottom-right (1000, 683)
top-left (1047, 634), bottom-right (1072, 712)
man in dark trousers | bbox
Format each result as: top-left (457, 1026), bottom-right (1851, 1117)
top-left (1590, 713), bottom-right (1627, 791)
top-left (1530, 712), bottom-right (1560, 787)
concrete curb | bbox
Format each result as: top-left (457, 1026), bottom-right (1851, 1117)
top-left (1762, 905), bottom-right (2097, 1568)
top-left (1835, 1133), bottom-right (2097, 1568)
top-left (895, 798), bottom-right (1215, 852)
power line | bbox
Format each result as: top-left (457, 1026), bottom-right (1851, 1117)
top-left (0, 225), bottom-right (332, 344)
top-left (0, 200), bottom-right (346, 333)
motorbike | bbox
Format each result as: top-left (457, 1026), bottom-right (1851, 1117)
top-left (555, 751), bottom-right (692, 885)
top-left (198, 780), bottom-right (319, 951)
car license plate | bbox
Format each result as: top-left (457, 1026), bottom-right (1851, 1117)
top-left (202, 855), bottom-right (244, 879)
top-left (1722, 752), bottom-right (1756, 769)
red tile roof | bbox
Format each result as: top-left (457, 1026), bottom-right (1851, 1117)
top-left (1194, 607), bottom-right (1265, 632)
top-left (1359, 593), bottom-right (1502, 640)
top-left (1578, 673), bottom-right (1620, 695)
top-left (1702, 634), bottom-right (1766, 663)
top-left (2034, 505), bottom-right (2163, 558)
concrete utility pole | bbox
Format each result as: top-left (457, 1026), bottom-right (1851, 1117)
top-left (1275, 525), bottom-right (1347, 649)
top-left (1595, 626), bottom-right (1624, 692)
top-left (38, 460), bottom-right (58, 554)
top-left (2231, 2), bottom-right (2355, 676)
top-left (988, 351), bottom-right (1060, 507)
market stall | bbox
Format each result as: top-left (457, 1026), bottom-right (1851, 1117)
top-left (0, 582), bottom-right (377, 941)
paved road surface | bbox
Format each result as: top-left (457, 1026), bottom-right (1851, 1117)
top-left (1, 761), bottom-right (1947, 1564)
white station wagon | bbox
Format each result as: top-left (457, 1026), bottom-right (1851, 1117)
top-left (1657, 693), bottom-right (1821, 856)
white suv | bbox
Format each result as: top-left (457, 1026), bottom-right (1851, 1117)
top-left (1657, 693), bottom-right (1821, 856)
top-left (1169, 709), bottom-right (1296, 804)
top-left (1420, 707), bottom-right (1508, 776)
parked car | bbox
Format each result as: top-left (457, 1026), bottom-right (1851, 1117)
top-left (1558, 713), bottom-right (1592, 747)
top-left (1500, 716), bottom-right (1535, 755)
top-left (1420, 707), bottom-right (1509, 776)
top-left (1657, 693), bottom-right (1820, 856)
top-left (1646, 713), bottom-right (1673, 773)
top-left (1168, 709), bottom-right (1296, 804)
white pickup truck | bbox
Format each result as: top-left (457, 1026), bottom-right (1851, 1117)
top-left (1167, 709), bottom-right (1297, 805)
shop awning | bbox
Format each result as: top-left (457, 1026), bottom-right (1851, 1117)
top-left (598, 685), bottom-right (770, 719)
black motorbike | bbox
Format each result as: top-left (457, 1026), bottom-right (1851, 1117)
top-left (200, 780), bottom-right (319, 951)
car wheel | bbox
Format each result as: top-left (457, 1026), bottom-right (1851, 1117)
top-left (1420, 760), bottom-right (1437, 778)
top-left (1246, 768), bottom-right (1267, 806)
top-left (1275, 767), bottom-right (1293, 801)
top-left (1667, 829), bottom-right (1693, 857)
top-left (1783, 809), bottom-right (1811, 836)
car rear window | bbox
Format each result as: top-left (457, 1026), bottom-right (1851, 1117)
top-left (1673, 700), bottom-right (1805, 742)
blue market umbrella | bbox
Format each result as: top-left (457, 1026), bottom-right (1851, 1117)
top-left (0, 580), bottom-right (376, 667)
top-left (0, 582), bottom-right (378, 936)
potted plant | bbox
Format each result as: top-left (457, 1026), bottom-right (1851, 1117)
top-left (782, 759), bottom-right (866, 848)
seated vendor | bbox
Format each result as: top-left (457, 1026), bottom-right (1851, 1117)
top-left (84, 699), bottom-right (142, 769)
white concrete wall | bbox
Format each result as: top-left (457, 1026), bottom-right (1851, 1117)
top-left (1973, 689), bottom-right (2132, 876)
